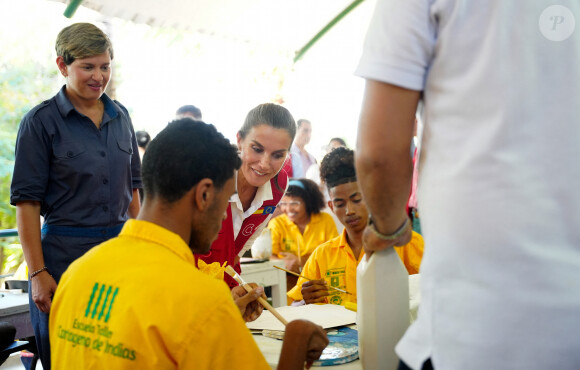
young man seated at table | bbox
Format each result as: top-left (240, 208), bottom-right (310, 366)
top-left (288, 147), bottom-right (423, 306)
top-left (49, 119), bottom-right (328, 369)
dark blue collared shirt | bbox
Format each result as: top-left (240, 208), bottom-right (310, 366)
top-left (10, 86), bottom-right (142, 227)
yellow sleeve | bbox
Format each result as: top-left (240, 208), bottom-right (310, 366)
top-left (180, 290), bottom-right (270, 369)
top-left (323, 214), bottom-right (339, 239)
top-left (268, 216), bottom-right (284, 257)
top-left (394, 231), bottom-right (424, 275)
top-left (287, 249), bottom-right (323, 302)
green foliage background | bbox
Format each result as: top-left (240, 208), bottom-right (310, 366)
top-left (0, 59), bottom-right (60, 275)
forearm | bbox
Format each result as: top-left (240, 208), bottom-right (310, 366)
top-left (357, 148), bottom-right (412, 231)
top-left (128, 188), bottom-right (140, 218)
top-left (278, 321), bottom-right (314, 370)
top-left (15, 201), bottom-right (45, 272)
top-left (356, 80), bottom-right (420, 233)
top-left (17, 202), bottom-right (57, 313)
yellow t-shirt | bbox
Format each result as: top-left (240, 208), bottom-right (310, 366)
top-left (269, 212), bottom-right (338, 258)
top-left (288, 230), bottom-right (363, 306)
top-left (288, 230), bottom-right (424, 305)
top-left (394, 231), bottom-right (424, 275)
top-left (49, 219), bottom-right (269, 370)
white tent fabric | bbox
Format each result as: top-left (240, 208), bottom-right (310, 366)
top-left (52, 0), bottom-right (370, 53)
top-left (39, 0), bottom-right (375, 146)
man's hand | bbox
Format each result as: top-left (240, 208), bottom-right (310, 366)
top-left (280, 252), bottom-right (300, 272)
top-left (301, 279), bottom-right (328, 304)
top-left (362, 220), bottom-right (412, 256)
top-left (31, 271), bottom-right (57, 313)
top-left (278, 319), bottom-right (329, 370)
top-left (231, 283), bottom-right (265, 322)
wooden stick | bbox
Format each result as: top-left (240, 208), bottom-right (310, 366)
top-left (225, 266), bottom-right (289, 326)
top-left (273, 265), bottom-right (352, 295)
top-left (296, 238), bottom-right (302, 273)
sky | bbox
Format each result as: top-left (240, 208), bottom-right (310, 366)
top-left (0, 0), bottom-right (374, 161)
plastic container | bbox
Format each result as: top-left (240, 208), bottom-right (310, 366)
top-left (251, 228), bottom-right (272, 260)
top-left (357, 248), bottom-right (409, 369)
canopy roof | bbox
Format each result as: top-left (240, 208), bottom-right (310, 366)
top-left (53, 0), bottom-right (373, 58)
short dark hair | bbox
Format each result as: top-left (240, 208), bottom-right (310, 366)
top-left (142, 119), bottom-right (240, 203)
top-left (176, 105), bottom-right (202, 119)
top-left (328, 137), bottom-right (346, 147)
top-left (320, 147), bottom-right (356, 189)
top-left (296, 119), bottom-right (310, 128)
top-left (136, 130), bottom-right (151, 149)
top-left (285, 178), bottom-right (325, 216)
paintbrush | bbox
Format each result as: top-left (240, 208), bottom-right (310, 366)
top-left (225, 265), bottom-right (289, 326)
top-left (273, 265), bottom-right (352, 295)
top-left (296, 238), bottom-right (302, 273)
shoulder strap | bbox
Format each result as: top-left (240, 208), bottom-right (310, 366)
top-left (234, 171), bottom-right (288, 254)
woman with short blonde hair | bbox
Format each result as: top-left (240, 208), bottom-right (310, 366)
top-left (10, 22), bottom-right (141, 369)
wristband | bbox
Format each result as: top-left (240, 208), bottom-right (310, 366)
top-left (30, 266), bottom-right (49, 279)
top-left (367, 216), bottom-right (410, 241)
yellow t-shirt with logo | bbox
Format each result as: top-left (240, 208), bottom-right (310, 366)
top-left (288, 230), bottom-right (424, 305)
top-left (269, 212), bottom-right (338, 258)
top-left (49, 219), bottom-right (269, 370)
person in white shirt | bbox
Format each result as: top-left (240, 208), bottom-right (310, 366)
top-left (355, 1), bottom-right (580, 369)
top-left (290, 119), bottom-right (316, 178)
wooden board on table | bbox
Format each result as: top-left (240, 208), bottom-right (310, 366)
top-left (247, 304), bottom-right (356, 332)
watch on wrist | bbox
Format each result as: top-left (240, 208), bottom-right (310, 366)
top-left (367, 215), bottom-right (410, 241)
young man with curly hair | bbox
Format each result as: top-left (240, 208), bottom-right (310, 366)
top-left (288, 147), bottom-right (424, 306)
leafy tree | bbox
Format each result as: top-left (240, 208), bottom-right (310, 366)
top-left (0, 61), bottom-right (59, 275)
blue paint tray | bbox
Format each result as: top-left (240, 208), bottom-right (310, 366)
top-left (312, 326), bottom-right (359, 366)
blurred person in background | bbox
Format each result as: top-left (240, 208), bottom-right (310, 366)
top-left (326, 137), bottom-right (347, 153)
top-left (136, 130), bottom-right (151, 201)
top-left (305, 136), bottom-right (349, 233)
top-left (136, 130), bottom-right (151, 160)
top-left (269, 178), bottom-right (338, 291)
top-left (176, 104), bottom-right (202, 120)
top-left (290, 119), bottom-right (316, 178)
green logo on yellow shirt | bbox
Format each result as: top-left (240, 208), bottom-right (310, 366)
top-left (56, 282), bottom-right (137, 361)
top-left (325, 268), bottom-right (346, 306)
top-left (282, 238), bottom-right (293, 252)
top-left (329, 294), bottom-right (343, 305)
top-left (85, 283), bottom-right (119, 323)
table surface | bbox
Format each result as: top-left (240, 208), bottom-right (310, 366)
top-left (0, 291), bottom-right (34, 339)
top-left (251, 275), bottom-right (422, 369)
top-left (0, 291), bottom-right (29, 315)
top-left (240, 259), bottom-right (284, 274)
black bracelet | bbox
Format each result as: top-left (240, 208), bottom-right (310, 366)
top-left (368, 216), bottom-right (410, 241)
top-left (30, 266), bottom-right (49, 279)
